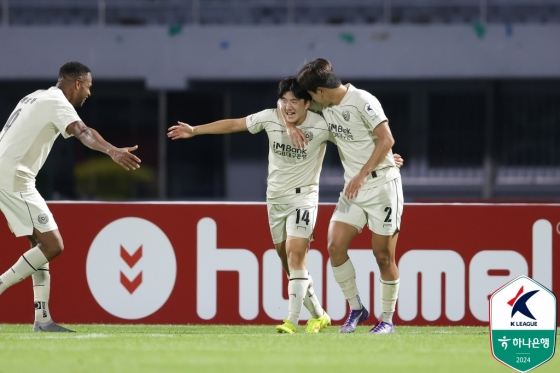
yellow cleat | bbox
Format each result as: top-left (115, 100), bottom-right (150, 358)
top-left (276, 319), bottom-right (297, 334)
top-left (305, 310), bottom-right (331, 333)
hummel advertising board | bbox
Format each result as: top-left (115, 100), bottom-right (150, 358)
top-left (0, 203), bottom-right (558, 326)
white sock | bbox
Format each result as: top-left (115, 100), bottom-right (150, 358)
top-left (0, 247), bottom-right (48, 295)
top-left (303, 272), bottom-right (323, 318)
top-left (332, 259), bottom-right (362, 310)
top-left (380, 278), bottom-right (400, 324)
top-left (33, 263), bottom-right (52, 323)
top-left (287, 269), bottom-right (309, 326)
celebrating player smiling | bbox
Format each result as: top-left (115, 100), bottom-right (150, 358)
top-left (0, 62), bottom-right (141, 332)
top-left (169, 76), bottom-right (403, 333)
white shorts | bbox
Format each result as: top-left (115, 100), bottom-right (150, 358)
top-left (0, 188), bottom-right (58, 237)
top-left (331, 177), bottom-right (403, 236)
top-left (267, 201), bottom-right (318, 244)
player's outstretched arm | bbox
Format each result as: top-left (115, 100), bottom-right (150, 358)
top-left (167, 118), bottom-right (247, 140)
top-left (66, 121), bottom-right (141, 171)
top-left (276, 99), bottom-right (307, 149)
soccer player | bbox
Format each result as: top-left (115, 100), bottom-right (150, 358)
top-left (168, 77), bottom-right (332, 333)
top-left (169, 77), bottom-right (403, 333)
top-left (282, 58), bottom-right (403, 334)
top-left (0, 62), bottom-right (141, 332)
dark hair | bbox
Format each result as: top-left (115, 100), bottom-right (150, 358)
top-left (277, 76), bottom-right (312, 102)
top-left (59, 62), bottom-right (91, 80)
top-left (297, 58), bottom-right (342, 93)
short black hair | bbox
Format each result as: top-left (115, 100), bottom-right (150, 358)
top-left (59, 62), bottom-right (91, 80)
top-left (277, 76), bottom-right (312, 102)
top-left (297, 58), bottom-right (342, 93)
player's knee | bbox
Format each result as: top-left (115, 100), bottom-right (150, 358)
top-left (373, 251), bottom-right (394, 269)
top-left (42, 239), bottom-right (64, 258)
top-left (287, 251), bottom-right (305, 267)
top-left (375, 256), bottom-right (390, 269)
top-left (327, 241), bottom-right (344, 258)
top-left (50, 244), bottom-right (64, 258)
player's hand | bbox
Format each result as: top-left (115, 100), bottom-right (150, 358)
top-left (394, 153), bottom-right (404, 168)
top-left (344, 171), bottom-right (368, 199)
top-left (286, 125), bottom-right (307, 149)
top-left (109, 145), bottom-right (141, 171)
top-left (167, 121), bottom-right (195, 140)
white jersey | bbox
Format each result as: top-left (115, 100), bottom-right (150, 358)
top-left (313, 84), bottom-right (400, 190)
top-left (0, 87), bottom-right (80, 192)
top-left (246, 109), bottom-right (332, 204)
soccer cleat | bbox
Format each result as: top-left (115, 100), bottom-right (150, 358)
top-left (368, 319), bottom-right (395, 334)
top-left (276, 319), bottom-right (297, 334)
top-left (305, 310), bottom-right (332, 333)
top-left (33, 321), bottom-right (75, 333)
top-left (339, 307), bottom-right (369, 333)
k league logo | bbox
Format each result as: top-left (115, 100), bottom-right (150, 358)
top-left (490, 276), bottom-right (557, 373)
top-left (86, 217), bottom-right (177, 320)
top-left (508, 286), bottom-right (539, 325)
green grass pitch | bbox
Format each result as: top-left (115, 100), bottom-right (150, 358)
top-left (0, 324), bottom-right (558, 373)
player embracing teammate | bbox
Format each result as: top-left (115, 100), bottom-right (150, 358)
top-left (169, 77), bottom-right (333, 333)
top-left (283, 58), bottom-right (403, 334)
top-left (171, 64), bottom-right (403, 334)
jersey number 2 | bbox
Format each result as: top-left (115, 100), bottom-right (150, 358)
top-left (384, 207), bottom-right (392, 223)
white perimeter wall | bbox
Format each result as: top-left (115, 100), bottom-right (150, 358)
top-left (1, 24), bottom-right (559, 89)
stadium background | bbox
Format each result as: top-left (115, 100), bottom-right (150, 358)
top-left (1, 0), bottom-right (559, 203)
top-left (0, 0), bottom-right (559, 326)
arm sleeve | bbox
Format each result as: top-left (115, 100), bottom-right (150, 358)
top-left (357, 93), bottom-right (388, 132)
top-left (51, 98), bottom-right (81, 139)
top-left (246, 109), bottom-right (273, 134)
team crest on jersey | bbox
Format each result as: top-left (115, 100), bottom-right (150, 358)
top-left (342, 111), bottom-right (350, 122)
top-left (303, 130), bottom-right (314, 141)
top-left (38, 213), bottom-right (49, 224)
top-left (364, 103), bottom-right (376, 117)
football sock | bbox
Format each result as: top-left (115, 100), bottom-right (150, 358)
top-left (287, 269), bottom-right (309, 326)
top-left (0, 247), bottom-right (48, 295)
top-left (33, 263), bottom-right (52, 323)
top-left (303, 272), bottom-right (323, 318)
top-left (380, 278), bottom-right (400, 324)
top-left (332, 259), bottom-right (362, 310)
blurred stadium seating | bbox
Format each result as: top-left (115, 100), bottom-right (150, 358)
top-left (2, 0), bottom-right (560, 26)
